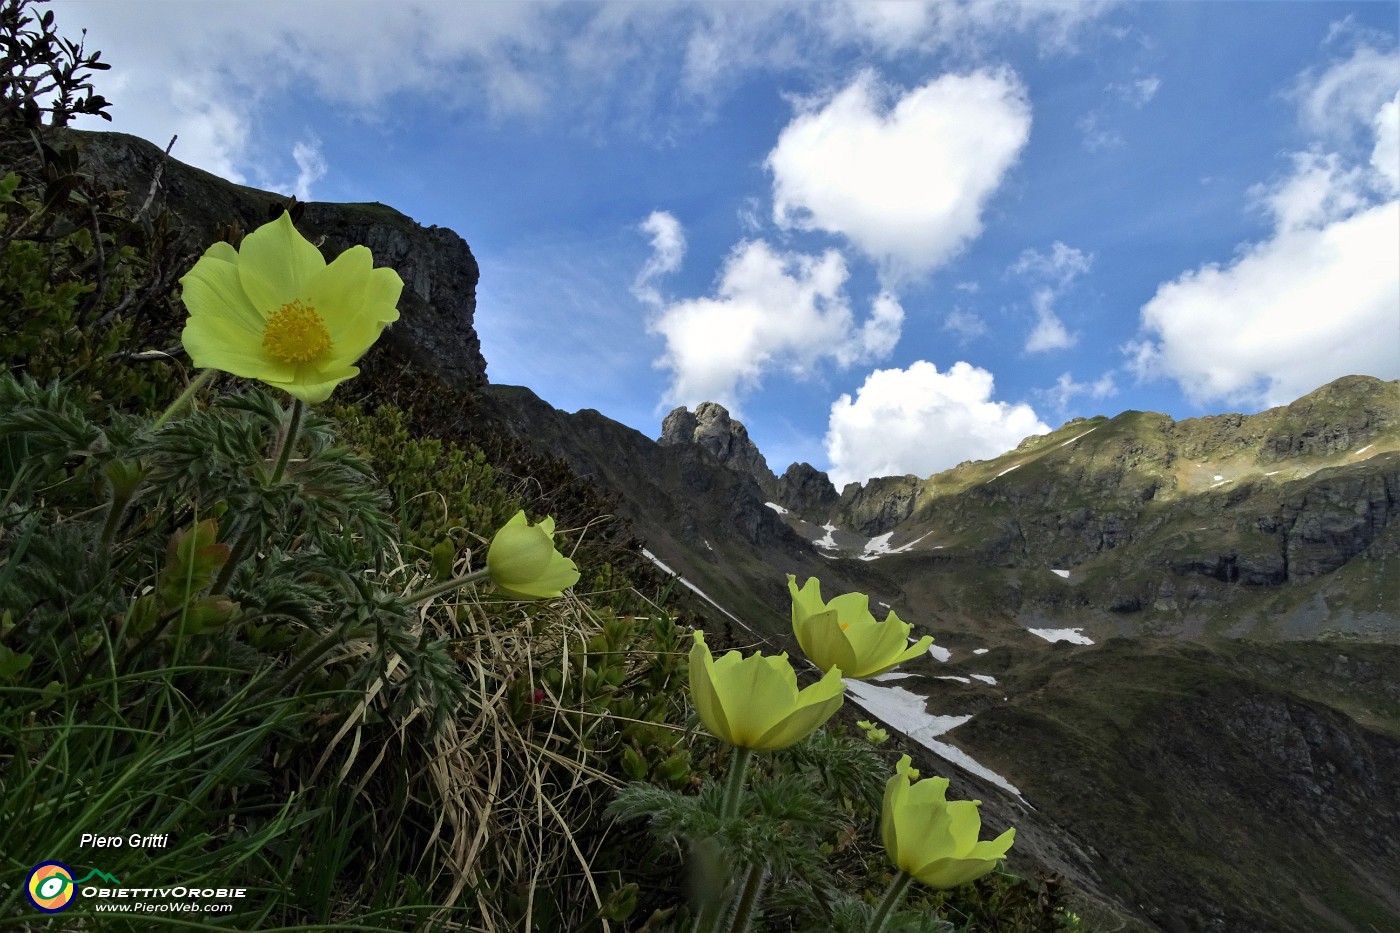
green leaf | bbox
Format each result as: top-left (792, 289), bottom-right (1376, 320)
top-left (621, 745), bottom-right (648, 781)
top-left (0, 644), bottom-right (33, 680)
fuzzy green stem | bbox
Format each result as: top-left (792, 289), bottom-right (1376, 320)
top-left (268, 398), bottom-right (305, 485)
top-left (869, 869), bottom-right (915, 933)
top-left (724, 863), bottom-right (768, 933)
top-left (403, 567), bottom-right (491, 605)
top-left (209, 398), bottom-right (304, 597)
top-left (720, 745), bottom-right (753, 821)
top-left (150, 369), bottom-right (215, 430)
top-left (256, 624), bottom-right (350, 702)
top-left (208, 515), bottom-right (250, 597)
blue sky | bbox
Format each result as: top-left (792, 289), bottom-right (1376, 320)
top-left (66, 1), bottom-right (1400, 487)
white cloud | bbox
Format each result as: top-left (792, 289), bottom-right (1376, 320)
top-left (766, 68), bottom-right (1031, 282)
top-left (824, 360), bottom-right (1050, 487)
top-left (1374, 92), bottom-right (1400, 192)
top-left (288, 139), bottom-right (327, 201)
top-left (649, 240), bottom-right (903, 412)
top-left (1012, 242), bottom-right (1092, 353)
top-left (1025, 289), bottom-right (1076, 353)
top-left (1042, 371), bottom-right (1117, 414)
top-left (1109, 75), bottom-right (1160, 107)
top-left (1294, 45), bottom-right (1400, 145)
top-left (63, 0), bottom-right (1102, 190)
top-left (1249, 151), bottom-right (1367, 233)
top-left (819, 0), bottom-right (1114, 55)
top-left (1011, 241), bottom-right (1093, 286)
top-left (1131, 44), bottom-right (1400, 408)
top-left (1128, 200), bottom-right (1400, 406)
top-left (943, 308), bottom-right (987, 343)
top-left (1076, 110), bottom-right (1122, 153)
top-left (632, 211), bottom-right (687, 307)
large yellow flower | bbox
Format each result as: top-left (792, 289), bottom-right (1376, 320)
top-left (881, 754), bottom-right (1014, 889)
top-left (179, 211), bottom-right (403, 404)
top-left (486, 511), bottom-right (580, 599)
top-left (688, 630), bottom-right (844, 751)
top-left (788, 575), bottom-right (933, 679)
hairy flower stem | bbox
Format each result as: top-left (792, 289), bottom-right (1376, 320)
top-left (403, 567), bottom-right (491, 605)
top-left (691, 747), bottom-right (755, 933)
top-left (868, 869), bottom-right (914, 933)
top-left (724, 863), bottom-right (768, 933)
top-left (150, 369), bottom-right (215, 430)
top-left (257, 623), bottom-right (350, 701)
top-left (268, 398), bottom-right (304, 486)
top-left (720, 746), bottom-right (753, 820)
top-left (209, 399), bottom-right (304, 596)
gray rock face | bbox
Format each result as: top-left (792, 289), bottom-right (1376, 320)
top-left (835, 474), bottom-right (924, 535)
top-left (658, 402), bottom-right (777, 496)
top-left (774, 462), bottom-right (838, 521)
top-left (658, 407), bottom-right (698, 447)
top-left (57, 128), bottom-right (488, 390)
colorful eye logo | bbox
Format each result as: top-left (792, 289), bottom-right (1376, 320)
top-left (26, 861), bottom-right (76, 913)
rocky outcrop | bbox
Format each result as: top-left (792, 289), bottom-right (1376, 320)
top-left (834, 474), bottom-right (924, 535)
top-left (659, 402), bottom-right (777, 498)
top-left (57, 128), bottom-right (488, 389)
top-left (773, 462), bottom-right (838, 521)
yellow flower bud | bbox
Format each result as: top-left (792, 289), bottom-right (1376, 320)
top-left (486, 511), bottom-right (580, 599)
top-left (789, 575), bottom-right (934, 679)
top-left (881, 755), bottom-right (1014, 889)
top-left (688, 631), bottom-right (844, 751)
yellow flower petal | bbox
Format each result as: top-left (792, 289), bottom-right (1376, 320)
top-left (179, 255), bottom-right (265, 337)
top-left (235, 211), bottom-right (327, 312)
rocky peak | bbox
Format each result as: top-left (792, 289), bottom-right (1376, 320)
top-left (658, 402), bottom-right (777, 496)
top-left (774, 462), bottom-right (839, 521)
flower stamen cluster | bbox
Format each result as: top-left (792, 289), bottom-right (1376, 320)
top-left (261, 300), bottom-right (331, 363)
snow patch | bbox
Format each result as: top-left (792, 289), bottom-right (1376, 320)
top-left (924, 641), bottom-right (951, 663)
top-left (970, 674), bottom-right (998, 685)
top-left (936, 675), bottom-right (971, 684)
top-left (641, 549), bottom-right (746, 628)
top-left (1355, 444), bottom-right (1373, 456)
top-left (1051, 568), bottom-right (1070, 579)
top-left (1028, 627), bottom-right (1094, 645)
top-left (764, 502), bottom-right (789, 515)
top-left (842, 680), bottom-right (1022, 797)
top-left (814, 523), bottom-right (838, 549)
top-left (859, 530), bottom-right (932, 561)
top-left (1059, 427), bottom-right (1098, 447)
top-left (973, 648), bottom-right (989, 656)
top-left (985, 463), bottom-right (1022, 483)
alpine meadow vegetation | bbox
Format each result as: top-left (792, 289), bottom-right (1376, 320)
top-left (0, 2), bottom-right (1090, 930)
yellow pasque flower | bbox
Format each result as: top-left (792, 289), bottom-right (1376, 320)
top-left (486, 511), bottom-right (580, 599)
top-left (788, 575), bottom-right (934, 679)
top-left (688, 630), bottom-right (844, 751)
top-left (881, 754), bottom-right (1014, 889)
top-left (179, 211), bottom-right (403, 404)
